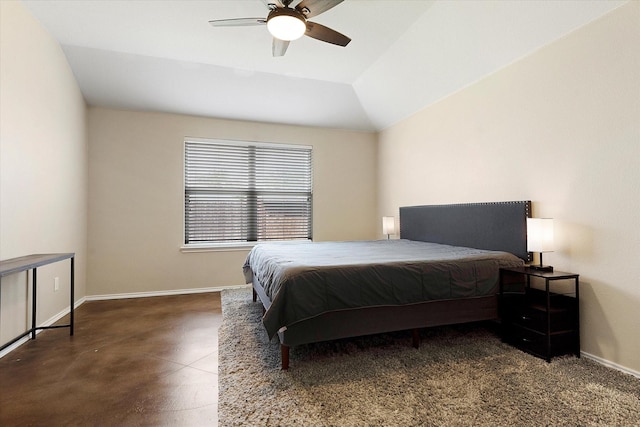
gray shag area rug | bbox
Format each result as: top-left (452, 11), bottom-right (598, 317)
top-left (218, 288), bottom-right (640, 426)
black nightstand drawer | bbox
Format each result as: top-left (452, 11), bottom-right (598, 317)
top-left (510, 305), bottom-right (574, 333)
top-left (507, 325), bottom-right (575, 358)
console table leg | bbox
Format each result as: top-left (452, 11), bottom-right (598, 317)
top-left (70, 256), bottom-right (75, 336)
top-left (31, 268), bottom-right (37, 339)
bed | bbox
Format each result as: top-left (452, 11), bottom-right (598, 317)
top-left (243, 201), bottom-right (532, 369)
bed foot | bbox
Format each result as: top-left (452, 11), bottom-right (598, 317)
top-left (412, 328), bottom-right (420, 348)
top-left (252, 287), bottom-right (257, 302)
top-left (281, 345), bottom-right (290, 370)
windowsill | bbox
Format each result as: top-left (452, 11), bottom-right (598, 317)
top-left (180, 242), bottom-right (258, 253)
top-left (180, 239), bottom-right (312, 253)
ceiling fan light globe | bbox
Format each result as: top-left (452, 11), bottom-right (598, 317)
top-left (267, 11), bottom-right (306, 41)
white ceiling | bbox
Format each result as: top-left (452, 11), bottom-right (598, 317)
top-left (22, 0), bottom-right (627, 131)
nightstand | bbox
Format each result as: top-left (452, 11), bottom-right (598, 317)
top-left (499, 267), bottom-right (580, 362)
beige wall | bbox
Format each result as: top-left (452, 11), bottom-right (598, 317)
top-left (87, 108), bottom-right (377, 296)
top-left (378, 2), bottom-right (640, 373)
top-left (0, 2), bottom-right (88, 344)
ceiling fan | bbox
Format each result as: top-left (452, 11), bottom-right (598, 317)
top-left (209, 0), bottom-right (351, 57)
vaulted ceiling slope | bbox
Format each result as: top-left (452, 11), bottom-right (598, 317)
top-left (23, 0), bottom-right (628, 132)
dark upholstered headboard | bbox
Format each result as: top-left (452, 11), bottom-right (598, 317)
top-left (399, 201), bottom-right (532, 262)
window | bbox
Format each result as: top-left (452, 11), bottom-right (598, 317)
top-left (184, 138), bottom-right (313, 245)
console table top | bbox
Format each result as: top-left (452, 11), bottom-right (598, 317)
top-left (0, 253), bottom-right (75, 277)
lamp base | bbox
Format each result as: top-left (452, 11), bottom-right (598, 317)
top-left (528, 264), bottom-right (554, 272)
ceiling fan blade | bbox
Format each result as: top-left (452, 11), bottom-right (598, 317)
top-left (305, 22), bottom-right (351, 46)
top-left (272, 38), bottom-right (290, 57)
top-left (209, 18), bottom-right (266, 27)
top-left (296, 0), bottom-right (343, 19)
top-left (261, 0), bottom-right (285, 9)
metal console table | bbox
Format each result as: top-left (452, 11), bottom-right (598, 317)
top-left (0, 253), bottom-right (75, 351)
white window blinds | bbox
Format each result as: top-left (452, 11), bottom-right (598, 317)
top-left (184, 139), bottom-right (313, 244)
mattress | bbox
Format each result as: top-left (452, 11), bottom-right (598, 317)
top-left (243, 239), bottom-right (524, 338)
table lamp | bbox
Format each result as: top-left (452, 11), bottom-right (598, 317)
top-left (382, 216), bottom-right (396, 240)
top-left (527, 217), bottom-right (554, 272)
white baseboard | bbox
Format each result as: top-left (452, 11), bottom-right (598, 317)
top-left (84, 284), bottom-right (249, 301)
top-left (0, 337), bottom-right (29, 359)
top-left (582, 351), bottom-right (640, 379)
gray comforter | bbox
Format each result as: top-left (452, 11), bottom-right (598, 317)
top-left (243, 239), bottom-right (524, 338)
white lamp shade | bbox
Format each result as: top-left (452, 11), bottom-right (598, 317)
top-left (527, 218), bottom-right (554, 252)
top-left (382, 216), bottom-right (396, 236)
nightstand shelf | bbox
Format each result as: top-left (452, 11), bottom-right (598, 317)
top-left (499, 267), bottom-right (580, 362)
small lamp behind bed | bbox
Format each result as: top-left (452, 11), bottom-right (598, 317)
top-left (382, 216), bottom-right (396, 240)
top-left (527, 217), bottom-right (555, 272)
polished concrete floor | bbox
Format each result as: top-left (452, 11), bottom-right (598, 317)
top-left (0, 292), bottom-right (223, 426)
